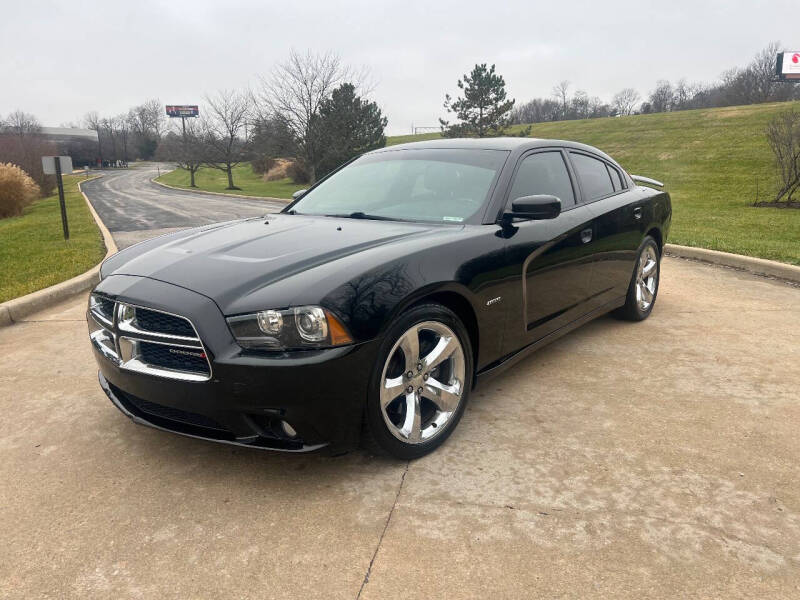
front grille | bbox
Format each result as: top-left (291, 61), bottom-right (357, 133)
top-left (135, 307), bottom-right (196, 338)
top-left (89, 294), bottom-right (212, 382)
top-left (139, 341), bottom-right (209, 374)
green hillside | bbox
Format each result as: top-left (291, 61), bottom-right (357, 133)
top-left (388, 102), bottom-right (800, 265)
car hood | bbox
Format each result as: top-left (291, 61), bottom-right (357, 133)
top-left (109, 214), bottom-right (437, 312)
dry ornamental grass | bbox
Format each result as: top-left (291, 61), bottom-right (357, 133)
top-left (0, 162), bottom-right (40, 219)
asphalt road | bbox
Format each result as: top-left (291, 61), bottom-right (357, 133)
top-left (81, 165), bottom-right (287, 249)
top-left (2, 256), bottom-right (800, 598)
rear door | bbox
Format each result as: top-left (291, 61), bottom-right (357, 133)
top-left (567, 151), bottom-right (641, 310)
top-left (500, 149), bottom-right (598, 354)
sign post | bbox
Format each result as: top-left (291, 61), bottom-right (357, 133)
top-left (166, 105), bottom-right (200, 174)
top-left (166, 105), bottom-right (200, 142)
top-left (41, 155), bottom-right (73, 241)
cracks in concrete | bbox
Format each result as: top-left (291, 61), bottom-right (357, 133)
top-left (405, 495), bottom-right (793, 567)
top-left (356, 461), bottom-right (409, 600)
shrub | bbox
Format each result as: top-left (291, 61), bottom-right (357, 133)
top-left (0, 162), bottom-right (40, 218)
top-left (286, 159), bottom-right (310, 184)
top-left (264, 158), bottom-right (290, 181)
top-left (765, 108), bottom-right (800, 203)
top-left (251, 155), bottom-right (277, 175)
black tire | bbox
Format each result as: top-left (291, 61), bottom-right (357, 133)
top-left (613, 236), bottom-right (661, 321)
top-left (363, 303), bottom-right (473, 460)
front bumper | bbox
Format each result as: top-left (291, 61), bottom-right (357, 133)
top-left (90, 275), bottom-right (380, 453)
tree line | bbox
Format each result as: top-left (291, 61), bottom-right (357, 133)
top-left (509, 42), bottom-right (799, 126)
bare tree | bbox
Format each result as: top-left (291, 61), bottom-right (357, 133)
top-left (114, 115), bottom-right (130, 165)
top-left (259, 50), bottom-right (361, 183)
top-left (157, 119), bottom-right (204, 187)
top-left (587, 96), bottom-right (610, 118)
top-left (765, 108), bottom-right (800, 203)
top-left (551, 80), bottom-right (570, 120)
top-left (649, 80), bottom-right (674, 113)
top-left (100, 117), bottom-right (118, 162)
top-left (750, 41), bottom-right (783, 103)
top-left (202, 89), bottom-right (251, 189)
top-left (612, 88), bottom-right (640, 116)
top-left (144, 99), bottom-right (166, 139)
top-left (84, 111), bottom-right (104, 166)
top-left (3, 110), bottom-right (40, 136)
top-left (672, 79), bottom-right (692, 110)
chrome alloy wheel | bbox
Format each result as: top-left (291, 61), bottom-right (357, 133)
top-left (379, 321), bottom-right (466, 444)
top-left (636, 245), bottom-right (659, 312)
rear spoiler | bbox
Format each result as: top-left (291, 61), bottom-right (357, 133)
top-left (631, 175), bottom-right (664, 188)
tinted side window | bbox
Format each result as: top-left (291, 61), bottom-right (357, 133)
top-left (570, 153), bottom-right (614, 201)
top-left (508, 151), bottom-right (575, 207)
top-left (607, 164), bottom-right (625, 191)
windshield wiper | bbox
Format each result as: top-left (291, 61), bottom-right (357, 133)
top-left (325, 211), bottom-right (398, 221)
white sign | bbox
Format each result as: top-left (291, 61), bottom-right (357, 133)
top-left (41, 156), bottom-right (73, 175)
top-left (781, 52), bottom-right (800, 77)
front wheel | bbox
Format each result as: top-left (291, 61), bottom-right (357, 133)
top-left (364, 304), bottom-right (473, 460)
top-left (614, 236), bottom-right (661, 321)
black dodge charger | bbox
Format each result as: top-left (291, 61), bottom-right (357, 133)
top-left (88, 138), bottom-right (671, 459)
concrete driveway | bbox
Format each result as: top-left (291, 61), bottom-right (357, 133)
top-left (2, 256), bottom-right (799, 599)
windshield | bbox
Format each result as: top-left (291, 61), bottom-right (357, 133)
top-left (289, 149), bottom-right (509, 224)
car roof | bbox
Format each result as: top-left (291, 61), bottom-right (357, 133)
top-left (372, 137), bottom-right (616, 161)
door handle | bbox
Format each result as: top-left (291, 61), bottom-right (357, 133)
top-left (633, 206), bottom-right (643, 220)
top-left (580, 228), bottom-right (593, 244)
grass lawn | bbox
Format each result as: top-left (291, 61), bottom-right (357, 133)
top-left (157, 164), bottom-right (305, 199)
top-left (388, 102), bottom-right (800, 265)
top-left (0, 175), bottom-right (106, 303)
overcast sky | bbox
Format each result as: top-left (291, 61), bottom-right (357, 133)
top-left (1, 0), bottom-right (796, 135)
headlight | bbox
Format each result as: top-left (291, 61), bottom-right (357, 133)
top-left (226, 306), bottom-right (353, 350)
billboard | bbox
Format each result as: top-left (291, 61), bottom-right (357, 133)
top-left (776, 52), bottom-right (800, 80)
top-left (166, 105), bottom-right (199, 117)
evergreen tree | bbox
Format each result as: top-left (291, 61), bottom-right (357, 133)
top-left (313, 83), bottom-right (387, 178)
top-left (439, 64), bottom-right (515, 137)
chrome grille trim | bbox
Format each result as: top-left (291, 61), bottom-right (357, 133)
top-left (89, 294), bottom-right (114, 328)
top-left (116, 302), bottom-right (202, 341)
top-left (88, 294), bottom-right (212, 382)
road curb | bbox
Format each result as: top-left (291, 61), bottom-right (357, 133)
top-left (664, 243), bottom-right (800, 283)
top-left (0, 177), bottom-right (118, 328)
top-left (151, 176), bottom-right (291, 204)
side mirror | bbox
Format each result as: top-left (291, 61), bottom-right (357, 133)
top-left (292, 189), bottom-right (308, 201)
top-left (506, 195), bottom-right (561, 221)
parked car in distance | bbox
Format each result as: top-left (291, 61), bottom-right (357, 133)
top-left (88, 138), bottom-right (671, 459)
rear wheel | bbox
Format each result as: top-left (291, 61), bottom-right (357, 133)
top-left (614, 236), bottom-right (660, 321)
top-left (364, 304), bottom-right (472, 460)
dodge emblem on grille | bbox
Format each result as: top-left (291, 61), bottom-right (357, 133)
top-left (168, 348), bottom-right (206, 359)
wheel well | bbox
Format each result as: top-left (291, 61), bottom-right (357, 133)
top-left (646, 227), bottom-right (663, 253)
top-left (412, 291), bottom-right (479, 372)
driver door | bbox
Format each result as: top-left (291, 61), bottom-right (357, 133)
top-left (500, 149), bottom-right (598, 355)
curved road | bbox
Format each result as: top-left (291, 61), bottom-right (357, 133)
top-left (2, 172), bottom-right (800, 597)
top-left (82, 164), bottom-right (287, 249)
